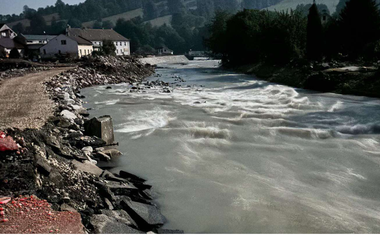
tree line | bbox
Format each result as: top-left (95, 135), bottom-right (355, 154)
top-left (206, 0), bottom-right (380, 66)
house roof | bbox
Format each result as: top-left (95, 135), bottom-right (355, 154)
top-left (0, 38), bottom-right (24, 49)
top-left (23, 34), bottom-right (57, 41)
top-left (67, 28), bottom-right (129, 42)
top-left (0, 24), bottom-right (5, 29)
top-left (68, 35), bottom-right (93, 45)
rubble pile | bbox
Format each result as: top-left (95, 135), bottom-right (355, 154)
top-left (0, 67), bottom-right (51, 81)
top-left (46, 56), bottom-right (155, 90)
top-left (0, 56), bottom-right (179, 233)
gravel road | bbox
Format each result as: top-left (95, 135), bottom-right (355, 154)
top-left (0, 68), bottom-right (72, 130)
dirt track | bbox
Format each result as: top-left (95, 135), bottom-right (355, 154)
top-left (0, 68), bottom-right (72, 130)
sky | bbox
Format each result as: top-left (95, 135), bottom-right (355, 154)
top-left (0, 0), bottom-right (85, 15)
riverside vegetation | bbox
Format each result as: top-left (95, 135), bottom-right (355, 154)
top-left (0, 56), bottom-right (184, 233)
top-left (206, 0), bottom-right (380, 98)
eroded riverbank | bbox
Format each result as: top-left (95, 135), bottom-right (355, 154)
top-left (0, 56), bottom-right (178, 233)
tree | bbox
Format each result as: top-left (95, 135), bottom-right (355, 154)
top-left (167, 0), bottom-right (187, 14)
top-left (144, 0), bottom-right (158, 20)
top-left (93, 20), bottom-right (102, 29)
top-left (307, 3), bottom-right (323, 60)
top-left (29, 14), bottom-right (47, 34)
top-left (102, 40), bottom-right (116, 56)
top-left (197, 0), bottom-right (214, 19)
top-left (23, 5), bottom-right (36, 19)
top-left (102, 20), bottom-right (114, 29)
top-left (339, 0), bottom-right (380, 58)
top-left (205, 11), bottom-right (231, 58)
top-left (12, 23), bottom-right (25, 34)
top-left (67, 18), bottom-right (82, 28)
top-left (9, 48), bottom-right (21, 59)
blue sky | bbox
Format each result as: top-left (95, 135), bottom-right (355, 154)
top-left (0, 0), bottom-right (85, 15)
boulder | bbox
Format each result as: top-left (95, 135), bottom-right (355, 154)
top-left (121, 198), bottom-right (166, 229)
top-left (72, 160), bottom-right (103, 177)
top-left (84, 116), bottom-right (115, 145)
top-left (61, 110), bottom-right (77, 121)
top-left (90, 214), bottom-right (143, 234)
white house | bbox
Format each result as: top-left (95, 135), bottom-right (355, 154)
top-left (66, 27), bottom-right (130, 56)
top-left (40, 34), bottom-right (94, 59)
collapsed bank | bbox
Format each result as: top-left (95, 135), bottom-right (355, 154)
top-left (0, 56), bottom-right (182, 233)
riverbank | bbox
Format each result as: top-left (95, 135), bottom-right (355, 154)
top-left (0, 56), bottom-right (180, 233)
top-left (236, 61), bottom-right (380, 98)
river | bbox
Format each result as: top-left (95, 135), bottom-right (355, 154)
top-left (82, 60), bottom-right (380, 233)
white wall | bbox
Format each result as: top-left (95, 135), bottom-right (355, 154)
top-left (78, 45), bottom-right (93, 58)
top-left (114, 41), bottom-right (130, 56)
top-left (40, 35), bottom-right (78, 58)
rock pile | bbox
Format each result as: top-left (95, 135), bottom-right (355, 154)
top-left (45, 56), bottom-right (155, 90)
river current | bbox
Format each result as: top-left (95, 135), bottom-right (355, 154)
top-left (82, 60), bottom-right (380, 233)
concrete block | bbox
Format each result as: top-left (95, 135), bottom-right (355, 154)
top-left (84, 115), bottom-right (115, 145)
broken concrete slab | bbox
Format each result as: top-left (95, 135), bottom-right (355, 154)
top-left (90, 214), bottom-right (143, 234)
top-left (121, 198), bottom-right (166, 229)
top-left (71, 160), bottom-right (103, 177)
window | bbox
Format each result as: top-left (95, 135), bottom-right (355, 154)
top-left (61, 40), bottom-right (67, 45)
top-left (125, 42), bottom-right (127, 46)
top-left (80, 49), bottom-right (82, 56)
top-left (1, 32), bottom-right (6, 37)
top-left (43, 49), bottom-right (46, 55)
top-left (58, 50), bottom-right (61, 54)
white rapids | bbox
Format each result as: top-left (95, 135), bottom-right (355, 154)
top-left (82, 60), bottom-right (380, 233)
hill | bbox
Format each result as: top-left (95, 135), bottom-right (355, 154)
top-left (266, 0), bottom-right (340, 13)
top-left (82, 8), bottom-right (143, 28)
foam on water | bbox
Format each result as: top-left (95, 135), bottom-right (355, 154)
top-left (82, 60), bottom-right (380, 233)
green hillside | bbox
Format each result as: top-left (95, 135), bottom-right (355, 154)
top-left (266, 0), bottom-right (340, 13)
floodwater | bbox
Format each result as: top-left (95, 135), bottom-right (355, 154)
top-left (82, 60), bottom-right (380, 233)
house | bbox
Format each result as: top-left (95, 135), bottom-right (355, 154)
top-left (66, 27), bottom-right (130, 56)
top-left (0, 24), bottom-right (17, 39)
top-left (0, 24), bottom-right (24, 57)
top-left (40, 34), bottom-right (94, 59)
top-left (22, 34), bottom-right (57, 57)
top-left (157, 46), bottom-right (173, 55)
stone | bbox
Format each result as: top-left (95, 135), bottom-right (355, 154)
top-left (104, 198), bottom-right (114, 210)
top-left (61, 110), bottom-right (77, 121)
top-left (72, 160), bottom-right (103, 177)
top-left (100, 209), bottom-right (137, 228)
top-left (106, 181), bottom-right (138, 195)
top-left (36, 156), bottom-right (52, 176)
top-left (95, 151), bottom-right (111, 161)
top-left (102, 149), bottom-right (122, 159)
top-left (84, 116), bottom-right (115, 145)
top-left (121, 198), bottom-right (166, 229)
top-left (90, 214), bottom-right (143, 234)
top-left (61, 203), bottom-right (77, 212)
top-left (82, 146), bottom-right (93, 158)
top-left (119, 171), bottom-right (146, 183)
top-left (100, 170), bottom-right (127, 183)
top-left (156, 229), bottom-right (185, 234)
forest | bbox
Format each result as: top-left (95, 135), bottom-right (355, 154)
top-left (206, 0), bottom-right (380, 65)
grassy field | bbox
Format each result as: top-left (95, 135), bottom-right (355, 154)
top-left (7, 13), bottom-right (60, 28)
top-left (144, 15), bottom-right (173, 27)
top-left (82, 8), bottom-right (144, 28)
top-left (266, 0), bottom-right (340, 13)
